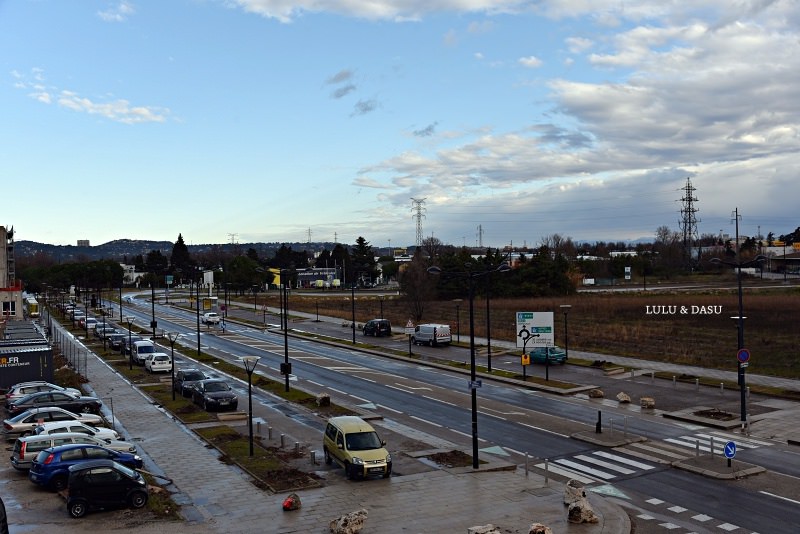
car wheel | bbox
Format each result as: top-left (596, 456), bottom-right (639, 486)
top-left (68, 498), bottom-right (88, 518)
top-left (129, 490), bottom-right (148, 509)
top-left (50, 475), bottom-right (68, 492)
top-left (324, 447), bottom-right (332, 465)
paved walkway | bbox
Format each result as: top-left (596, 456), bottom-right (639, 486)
top-left (33, 319), bottom-right (631, 534)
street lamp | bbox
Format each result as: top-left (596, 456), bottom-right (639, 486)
top-left (710, 209), bottom-right (766, 432)
top-left (279, 269), bottom-right (292, 392)
top-left (428, 262), bottom-right (511, 469)
top-left (560, 305), bottom-right (572, 361)
top-left (124, 316), bottom-right (134, 370)
top-left (351, 282), bottom-right (356, 344)
top-left (167, 332), bottom-right (182, 401)
top-left (241, 356), bottom-right (261, 457)
top-left (379, 294), bottom-right (385, 319)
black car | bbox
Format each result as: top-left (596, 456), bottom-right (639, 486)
top-left (173, 369), bottom-right (208, 397)
top-left (66, 459), bottom-right (148, 518)
top-left (7, 391), bottom-right (102, 416)
top-left (191, 379), bottom-right (238, 411)
top-left (122, 335), bottom-right (143, 355)
top-left (362, 319), bottom-right (392, 337)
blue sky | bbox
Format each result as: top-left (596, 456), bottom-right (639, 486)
top-left (2, 1), bottom-right (798, 249)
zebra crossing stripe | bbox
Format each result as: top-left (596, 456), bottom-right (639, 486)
top-left (594, 451), bottom-right (655, 470)
top-left (573, 455), bottom-right (635, 475)
top-left (554, 459), bottom-right (617, 480)
top-left (534, 463), bottom-right (596, 484)
top-left (703, 432), bottom-right (773, 447)
top-left (627, 442), bottom-right (687, 460)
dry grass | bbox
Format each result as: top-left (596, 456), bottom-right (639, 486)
top-left (261, 287), bottom-right (800, 379)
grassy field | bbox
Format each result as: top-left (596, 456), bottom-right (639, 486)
top-left (257, 284), bottom-right (799, 379)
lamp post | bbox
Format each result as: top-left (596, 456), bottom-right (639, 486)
top-left (710, 208), bottom-right (766, 432)
top-left (196, 276), bottom-right (201, 358)
top-left (241, 356), bottom-right (261, 457)
top-left (167, 332), bottom-right (182, 401)
top-left (379, 295), bottom-right (385, 319)
top-left (150, 283), bottom-right (157, 340)
top-left (280, 269), bottom-right (291, 392)
top-left (351, 282), bottom-right (356, 344)
top-left (428, 262), bottom-right (510, 469)
top-left (124, 316), bottom-right (134, 370)
top-left (560, 305), bottom-right (572, 361)
top-left (452, 299), bottom-right (462, 343)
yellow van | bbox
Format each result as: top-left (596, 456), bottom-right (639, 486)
top-left (323, 416), bottom-right (392, 479)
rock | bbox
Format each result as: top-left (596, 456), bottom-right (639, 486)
top-left (330, 508), bottom-right (368, 534)
top-left (468, 525), bottom-right (501, 534)
top-left (640, 396), bottom-right (656, 409)
top-left (528, 523), bottom-right (553, 534)
top-left (282, 492), bottom-right (301, 511)
top-left (616, 392), bottom-right (631, 403)
top-left (588, 388), bottom-right (604, 398)
top-left (567, 497), bottom-right (600, 524)
top-left (316, 393), bottom-right (331, 407)
top-left (563, 479), bottom-right (586, 505)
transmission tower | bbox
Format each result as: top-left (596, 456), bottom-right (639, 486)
top-left (477, 225), bottom-right (484, 248)
top-left (411, 198), bottom-right (426, 247)
top-left (678, 177), bottom-right (700, 270)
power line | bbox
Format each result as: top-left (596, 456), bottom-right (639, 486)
top-left (411, 198), bottom-right (426, 247)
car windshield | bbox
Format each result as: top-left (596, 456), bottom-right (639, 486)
top-left (345, 431), bottom-right (383, 451)
top-left (204, 382), bottom-right (230, 392)
top-left (183, 371), bottom-right (205, 381)
top-left (138, 345), bottom-right (155, 354)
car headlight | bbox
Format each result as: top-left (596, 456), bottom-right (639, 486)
top-left (386, 454), bottom-right (392, 462)
top-left (351, 457), bottom-right (364, 465)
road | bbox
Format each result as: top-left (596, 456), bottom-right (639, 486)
top-left (81, 295), bottom-right (800, 532)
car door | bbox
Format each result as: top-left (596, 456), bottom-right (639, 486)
top-left (84, 466), bottom-right (128, 506)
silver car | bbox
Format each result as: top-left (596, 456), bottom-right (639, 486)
top-left (33, 421), bottom-right (120, 442)
top-left (4, 381), bottom-right (82, 408)
top-left (2, 407), bottom-right (105, 440)
top-left (10, 432), bottom-right (137, 471)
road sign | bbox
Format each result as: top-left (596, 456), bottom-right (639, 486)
top-left (405, 319), bottom-right (415, 335)
top-left (521, 354), bottom-right (530, 366)
top-left (469, 380), bottom-right (482, 390)
top-left (737, 348), bottom-right (750, 363)
top-left (724, 441), bottom-right (736, 459)
top-left (515, 311), bottom-right (554, 348)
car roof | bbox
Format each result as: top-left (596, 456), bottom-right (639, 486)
top-left (328, 416), bottom-right (376, 433)
top-left (44, 443), bottom-right (111, 454)
top-left (68, 459), bottom-right (119, 472)
top-left (18, 432), bottom-right (97, 443)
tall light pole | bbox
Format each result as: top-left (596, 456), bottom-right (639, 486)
top-left (351, 282), bottom-right (356, 344)
top-left (124, 316), bottom-right (134, 370)
top-left (560, 304), bottom-right (572, 361)
top-left (379, 294), bottom-right (385, 319)
top-left (196, 276), bottom-right (201, 358)
top-left (150, 283), bottom-right (157, 340)
top-left (280, 269), bottom-right (291, 392)
top-left (167, 332), bottom-right (182, 401)
top-left (242, 356), bottom-right (260, 457)
top-left (452, 299), bottom-right (462, 343)
top-left (710, 208), bottom-right (766, 432)
top-left (428, 262), bottom-right (510, 469)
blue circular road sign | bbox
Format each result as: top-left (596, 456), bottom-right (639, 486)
top-left (724, 441), bottom-right (737, 459)
top-left (737, 348), bottom-right (750, 363)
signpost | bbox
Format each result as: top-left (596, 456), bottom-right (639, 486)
top-left (515, 312), bottom-right (554, 348)
top-left (405, 319), bottom-right (415, 355)
top-left (724, 440), bottom-right (736, 467)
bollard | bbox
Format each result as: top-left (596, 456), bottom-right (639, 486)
top-left (295, 442), bottom-right (300, 454)
top-left (525, 452), bottom-right (529, 477)
top-left (280, 433), bottom-right (286, 449)
top-left (696, 439), bottom-right (700, 457)
top-left (720, 383), bottom-right (724, 395)
top-left (673, 376), bottom-right (676, 388)
top-left (630, 369), bottom-right (635, 380)
top-left (595, 411), bottom-right (602, 434)
top-left (310, 450), bottom-right (317, 465)
top-left (710, 436), bottom-right (715, 458)
top-left (696, 378), bottom-right (700, 391)
top-left (747, 386), bottom-right (750, 399)
top-left (268, 426), bottom-right (273, 440)
top-left (256, 421), bottom-right (261, 436)
top-left (544, 458), bottom-right (549, 485)
top-left (651, 371), bottom-right (654, 384)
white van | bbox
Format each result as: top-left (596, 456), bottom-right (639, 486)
top-left (411, 324), bottom-right (452, 347)
top-left (132, 340), bottom-right (156, 365)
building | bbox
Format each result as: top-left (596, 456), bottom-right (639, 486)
top-left (0, 226), bottom-right (23, 322)
top-left (77, 239), bottom-right (90, 247)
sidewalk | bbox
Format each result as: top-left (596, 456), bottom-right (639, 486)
top-left (24, 319), bottom-right (632, 534)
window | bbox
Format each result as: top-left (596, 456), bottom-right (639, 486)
top-left (61, 448), bottom-right (85, 461)
top-left (85, 447), bottom-right (113, 460)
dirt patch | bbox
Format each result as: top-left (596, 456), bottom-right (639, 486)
top-left (425, 450), bottom-right (474, 468)
top-left (693, 408), bottom-right (736, 420)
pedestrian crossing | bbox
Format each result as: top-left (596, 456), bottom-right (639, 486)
top-left (534, 430), bottom-right (774, 484)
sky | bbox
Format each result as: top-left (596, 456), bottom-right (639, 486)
top-left (2, 1), bottom-right (799, 250)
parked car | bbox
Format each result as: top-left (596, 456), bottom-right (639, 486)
top-left (528, 346), bottom-right (567, 364)
top-left (11, 433), bottom-right (137, 471)
top-left (66, 459), bottom-right (148, 518)
top-left (122, 335), bottom-right (143, 355)
top-left (80, 317), bottom-right (98, 330)
top-left (108, 333), bottom-right (126, 350)
top-left (323, 416), bottom-right (392, 479)
top-left (173, 369), bottom-right (208, 397)
top-left (5, 381), bottom-right (82, 407)
top-left (3, 407), bottom-right (105, 440)
top-left (7, 391), bottom-right (102, 416)
top-left (34, 421), bottom-right (120, 442)
top-left (191, 379), bottom-right (238, 411)
top-left (0, 494), bottom-right (6, 534)
top-left (29, 443), bottom-right (143, 491)
top-left (144, 353), bottom-right (172, 373)
top-left (132, 340), bottom-right (156, 365)
top-left (362, 319), bottom-right (392, 337)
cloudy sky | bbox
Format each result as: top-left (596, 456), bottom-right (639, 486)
top-left (2, 1), bottom-right (798, 249)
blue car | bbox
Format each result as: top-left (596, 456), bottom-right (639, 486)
top-left (28, 444), bottom-right (143, 491)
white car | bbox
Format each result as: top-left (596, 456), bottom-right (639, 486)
top-left (33, 421), bottom-right (120, 442)
top-left (202, 312), bottom-right (221, 324)
top-left (144, 353), bottom-right (172, 373)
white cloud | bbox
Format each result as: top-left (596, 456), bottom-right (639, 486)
top-left (518, 55), bottom-right (543, 68)
top-left (98, 1), bottom-right (135, 22)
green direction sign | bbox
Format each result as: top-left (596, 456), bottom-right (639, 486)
top-left (516, 311), bottom-right (554, 348)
